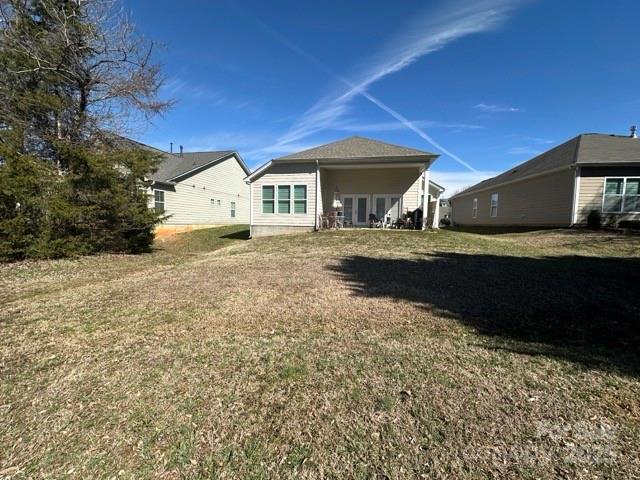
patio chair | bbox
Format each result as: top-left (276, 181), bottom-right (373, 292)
top-left (368, 213), bottom-right (383, 228)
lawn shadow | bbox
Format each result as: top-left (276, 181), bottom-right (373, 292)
top-left (329, 253), bottom-right (640, 377)
top-left (447, 226), bottom-right (565, 235)
top-left (220, 229), bottom-right (251, 240)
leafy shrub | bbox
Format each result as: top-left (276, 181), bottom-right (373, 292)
top-left (618, 220), bottom-right (640, 230)
top-left (587, 210), bottom-right (601, 230)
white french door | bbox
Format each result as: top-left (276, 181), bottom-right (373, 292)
top-left (342, 195), bottom-right (369, 226)
top-left (372, 195), bottom-right (402, 222)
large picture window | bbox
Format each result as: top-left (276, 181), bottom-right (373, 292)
top-left (262, 184), bottom-right (308, 214)
top-left (603, 178), bottom-right (640, 213)
top-left (262, 186), bottom-right (274, 213)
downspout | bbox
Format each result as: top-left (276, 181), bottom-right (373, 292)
top-left (571, 165), bottom-right (581, 226)
top-left (422, 164), bottom-right (430, 230)
top-left (248, 179), bottom-right (254, 238)
top-left (315, 160), bottom-right (319, 231)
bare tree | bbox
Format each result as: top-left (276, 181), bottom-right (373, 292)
top-left (0, 0), bottom-right (172, 155)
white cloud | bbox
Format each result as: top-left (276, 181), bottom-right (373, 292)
top-left (335, 119), bottom-right (485, 133)
top-left (431, 170), bottom-right (501, 196)
top-left (508, 146), bottom-right (542, 156)
top-left (474, 103), bottom-right (521, 113)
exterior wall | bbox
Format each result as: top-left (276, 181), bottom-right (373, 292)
top-left (150, 155), bottom-right (249, 226)
top-left (575, 165), bottom-right (640, 225)
top-left (320, 167), bottom-right (422, 213)
top-left (451, 168), bottom-right (575, 226)
top-left (251, 225), bottom-right (315, 238)
top-left (250, 162), bottom-right (317, 229)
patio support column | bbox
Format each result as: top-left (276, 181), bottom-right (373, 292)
top-left (315, 160), bottom-right (321, 230)
top-left (432, 191), bottom-right (441, 229)
top-left (422, 167), bottom-right (429, 230)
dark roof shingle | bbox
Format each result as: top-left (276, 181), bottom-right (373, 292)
top-left (451, 133), bottom-right (640, 198)
top-left (275, 136), bottom-right (436, 161)
top-left (149, 151), bottom-right (235, 182)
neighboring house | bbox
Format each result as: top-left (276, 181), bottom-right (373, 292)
top-left (449, 129), bottom-right (640, 227)
top-left (147, 147), bottom-right (251, 233)
top-left (245, 136), bottom-right (444, 237)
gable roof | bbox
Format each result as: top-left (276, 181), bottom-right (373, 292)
top-left (149, 150), bottom-right (239, 183)
top-left (247, 136), bottom-right (438, 182)
top-left (276, 136), bottom-right (436, 161)
top-left (575, 134), bottom-right (640, 164)
top-left (103, 134), bottom-right (250, 183)
top-left (450, 133), bottom-right (640, 199)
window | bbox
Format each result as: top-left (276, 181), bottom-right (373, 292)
top-left (210, 198), bottom-right (215, 206)
top-left (472, 198), bottom-right (478, 218)
top-left (604, 177), bottom-right (640, 213)
top-left (278, 185), bottom-right (291, 214)
top-left (490, 193), bottom-right (498, 217)
top-left (294, 185), bottom-right (307, 214)
top-left (625, 178), bottom-right (640, 212)
top-left (217, 199), bottom-right (221, 206)
top-left (262, 185), bottom-right (274, 213)
top-left (230, 201), bottom-right (236, 218)
top-left (154, 190), bottom-right (165, 213)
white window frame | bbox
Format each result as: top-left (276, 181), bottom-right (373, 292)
top-left (262, 185), bottom-right (275, 214)
top-left (293, 185), bottom-right (307, 214)
top-left (230, 201), bottom-right (236, 218)
top-left (261, 183), bottom-right (309, 215)
top-left (602, 177), bottom-right (640, 214)
top-left (490, 193), bottom-right (498, 218)
top-left (154, 189), bottom-right (165, 213)
top-left (472, 198), bottom-right (478, 218)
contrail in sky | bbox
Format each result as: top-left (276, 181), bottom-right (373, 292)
top-left (239, 0), bottom-right (523, 171)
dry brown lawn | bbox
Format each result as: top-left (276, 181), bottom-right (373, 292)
top-left (1, 226), bottom-right (639, 479)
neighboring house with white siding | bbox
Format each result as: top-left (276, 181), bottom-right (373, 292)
top-left (449, 129), bottom-right (640, 228)
top-left (147, 147), bottom-right (251, 233)
top-left (245, 136), bottom-right (444, 237)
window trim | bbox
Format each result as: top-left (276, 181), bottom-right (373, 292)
top-left (262, 185), bottom-right (275, 214)
top-left (602, 177), bottom-right (640, 214)
top-left (293, 184), bottom-right (308, 214)
top-left (261, 183), bottom-right (309, 215)
top-left (490, 193), bottom-right (498, 218)
top-left (472, 198), bottom-right (478, 218)
top-left (154, 189), bottom-right (165, 213)
top-left (230, 201), bottom-right (236, 218)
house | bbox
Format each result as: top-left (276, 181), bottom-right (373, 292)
top-left (147, 146), bottom-right (251, 234)
top-left (245, 136), bottom-right (444, 237)
top-left (449, 129), bottom-right (640, 228)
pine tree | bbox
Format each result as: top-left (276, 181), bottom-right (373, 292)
top-left (0, 0), bottom-right (172, 260)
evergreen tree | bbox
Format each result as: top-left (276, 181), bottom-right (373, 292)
top-left (0, 0), bottom-right (172, 260)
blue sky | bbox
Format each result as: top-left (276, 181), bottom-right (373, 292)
top-left (124, 0), bottom-right (640, 193)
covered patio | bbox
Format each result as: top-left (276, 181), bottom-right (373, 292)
top-left (317, 164), bottom-right (444, 230)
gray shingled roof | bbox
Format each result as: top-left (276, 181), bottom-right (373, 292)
top-left (276, 136), bottom-right (436, 160)
top-left (451, 133), bottom-right (640, 198)
top-left (576, 134), bottom-right (640, 164)
top-left (149, 151), bottom-right (235, 182)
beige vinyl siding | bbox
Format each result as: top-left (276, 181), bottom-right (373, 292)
top-left (251, 163), bottom-right (317, 227)
top-left (320, 168), bottom-right (422, 213)
top-left (152, 155), bottom-right (249, 225)
top-left (576, 176), bottom-right (640, 225)
top-left (451, 168), bottom-right (575, 226)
